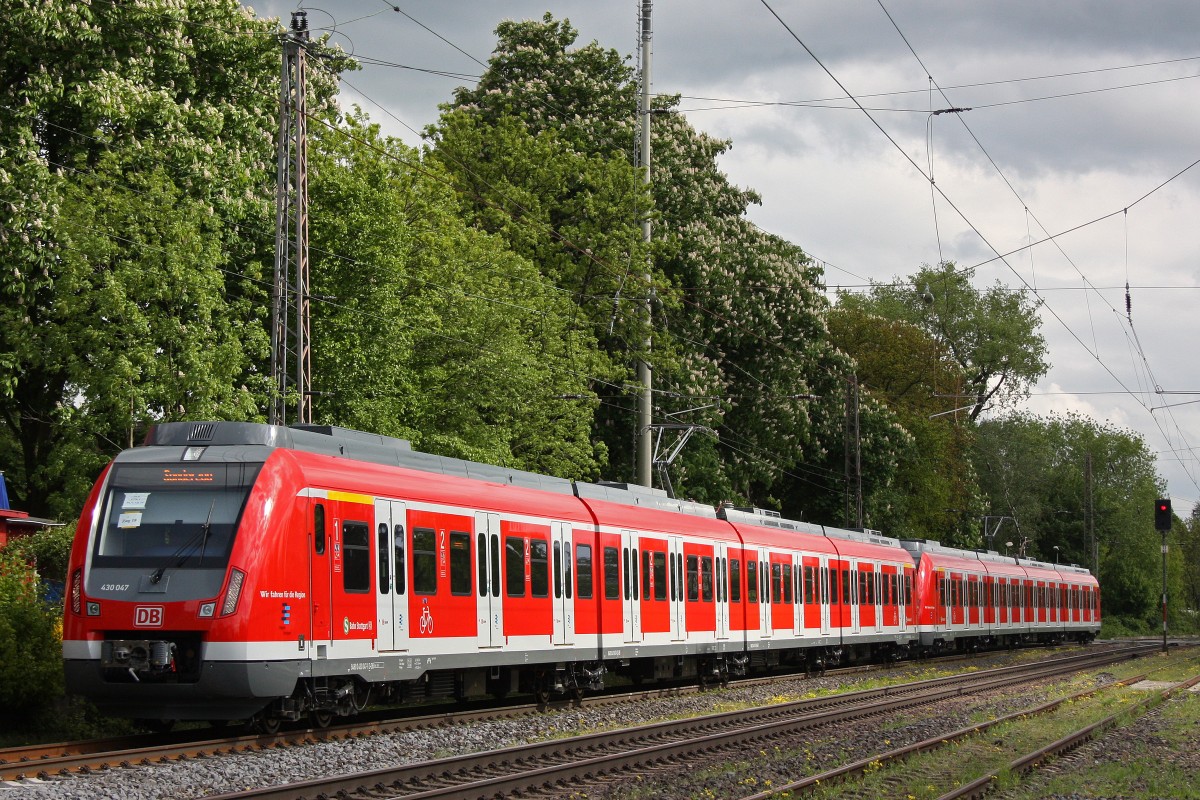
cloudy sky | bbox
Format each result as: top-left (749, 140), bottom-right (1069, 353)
top-left (258, 0), bottom-right (1200, 517)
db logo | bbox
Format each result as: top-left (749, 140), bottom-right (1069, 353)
top-left (134, 606), bottom-right (164, 627)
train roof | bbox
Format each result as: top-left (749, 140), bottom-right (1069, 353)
top-left (144, 421), bottom-right (578, 495)
top-left (143, 421), bottom-right (724, 520)
top-left (718, 506), bottom-right (910, 562)
top-left (901, 538), bottom-right (1094, 581)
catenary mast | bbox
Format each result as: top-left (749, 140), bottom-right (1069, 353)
top-left (269, 11), bottom-right (312, 426)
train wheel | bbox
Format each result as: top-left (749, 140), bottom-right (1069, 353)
top-left (253, 715), bottom-right (281, 735)
top-left (310, 710), bottom-right (334, 729)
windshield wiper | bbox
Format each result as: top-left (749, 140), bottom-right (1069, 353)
top-left (149, 499), bottom-right (217, 584)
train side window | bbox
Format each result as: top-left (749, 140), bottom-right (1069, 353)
top-left (394, 525), bottom-right (406, 595)
top-left (771, 563), bottom-right (782, 604)
top-left (603, 546), bottom-right (620, 600)
top-left (686, 555), bottom-right (699, 601)
top-left (937, 575), bottom-right (946, 607)
top-left (842, 569), bottom-right (852, 605)
top-left (378, 523), bottom-right (391, 594)
top-left (530, 538), bottom-right (549, 598)
top-left (342, 521), bottom-right (371, 594)
top-left (505, 536), bottom-right (525, 597)
top-left (554, 541), bottom-right (563, 600)
top-left (904, 574), bottom-right (912, 606)
top-left (489, 533), bottom-right (500, 598)
top-left (652, 551), bottom-right (667, 601)
top-left (622, 547), bottom-right (630, 601)
top-left (314, 503), bottom-right (326, 555)
top-left (412, 527), bottom-right (437, 595)
top-left (730, 558), bottom-right (742, 603)
top-left (669, 551), bottom-right (677, 601)
top-left (829, 569), bottom-right (838, 605)
top-left (478, 533), bottom-right (488, 597)
top-left (701, 556), bottom-right (713, 602)
top-left (717, 557), bottom-right (725, 603)
top-left (449, 531), bottom-right (471, 595)
top-left (803, 566), bottom-right (814, 605)
top-left (631, 548), bottom-right (639, 601)
top-left (576, 544), bottom-right (593, 599)
top-left (783, 564), bottom-right (793, 604)
top-left (565, 544), bottom-right (572, 600)
top-left (746, 559), bottom-right (758, 603)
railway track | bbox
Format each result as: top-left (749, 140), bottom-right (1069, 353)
top-left (181, 643), bottom-right (1156, 800)
top-left (0, 642), bottom-right (988, 782)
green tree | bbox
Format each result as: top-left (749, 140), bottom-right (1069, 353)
top-left (973, 413), bottom-right (1166, 627)
top-left (308, 110), bottom-right (605, 476)
top-left (840, 262), bottom-right (1048, 421)
top-left (0, 1), bottom-right (340, 517)
top-left (827, 305), bottom-right (980, 543)
top-left (429, 16), bottom-right (663, 483)
top-left (432, 14), bottom-right (900, 519)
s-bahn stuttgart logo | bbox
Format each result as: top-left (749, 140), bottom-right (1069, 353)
top-left (134, 606), bottom-right (164, 627)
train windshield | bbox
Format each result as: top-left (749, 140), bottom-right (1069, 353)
top-left (92, 461), bottom-right (262, 569)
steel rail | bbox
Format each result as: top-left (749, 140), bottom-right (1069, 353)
top-left (197, 644), bottom-right (1156, 799)
top-left (0, 642), bottom-right (1080, 781)
top-left (937, 671), bottom-right (1200, 800)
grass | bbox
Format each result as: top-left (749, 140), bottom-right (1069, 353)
top-left (800, 647), bottom-right (1200, 800)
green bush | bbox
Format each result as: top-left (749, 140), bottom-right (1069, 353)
top-left (0, 544), bottom-right (64, 713)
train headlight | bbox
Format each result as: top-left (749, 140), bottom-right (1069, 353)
top-left (198, 601), bottom-right (216, 618)
top-left (87, 602), bottom-right (101, 616)
top-left (220, 568), bottom-right (245, 616)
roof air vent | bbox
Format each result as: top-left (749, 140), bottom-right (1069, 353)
top-left (187, 423), bottom-right (216, 442)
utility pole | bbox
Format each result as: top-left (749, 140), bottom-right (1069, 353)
top-left (635, 0), bottom-right (654, 487)
top-left (269, 11), bottom-right (312, 426)
top-left (844, 375), bottom-right (862, 528)
top-left (1085, 451), bottom-right (1096, 572)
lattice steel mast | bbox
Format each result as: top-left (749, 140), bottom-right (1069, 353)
top-left (269, 10), bottom-right (312, 426)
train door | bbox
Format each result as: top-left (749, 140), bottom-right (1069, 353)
top-left (552, 522), bottom-right (574, 646)
top-left (714, 542), bottom-right (730, 640)
top-left (873, 566), bottom-right (884, 634)
top-left (793, 554), bottom-right (803, 634)
top-left (669, 536), bottom-right (685, 641)
top-left (831, 557), bottom-right (851, 632)
top-left (309, 499), bottom-right (333, 658)
top-left (757, 547), bottom-right (772, 639)
top-left (844, 563), bottom-right (864, 638)
top-left (821, 558), bottom-right (833, 636)
top-left (475, 512), bottom-right (502, 649)
top-left (621, 530), bottom-right (641, 643)
top-left (374, 499), bottom-right (408, 652)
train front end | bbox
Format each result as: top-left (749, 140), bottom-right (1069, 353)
top-left (62, 424), bottom-right (302, 723)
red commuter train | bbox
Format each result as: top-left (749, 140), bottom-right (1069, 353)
top-left (62, 421), bottom-right (1100, 729)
